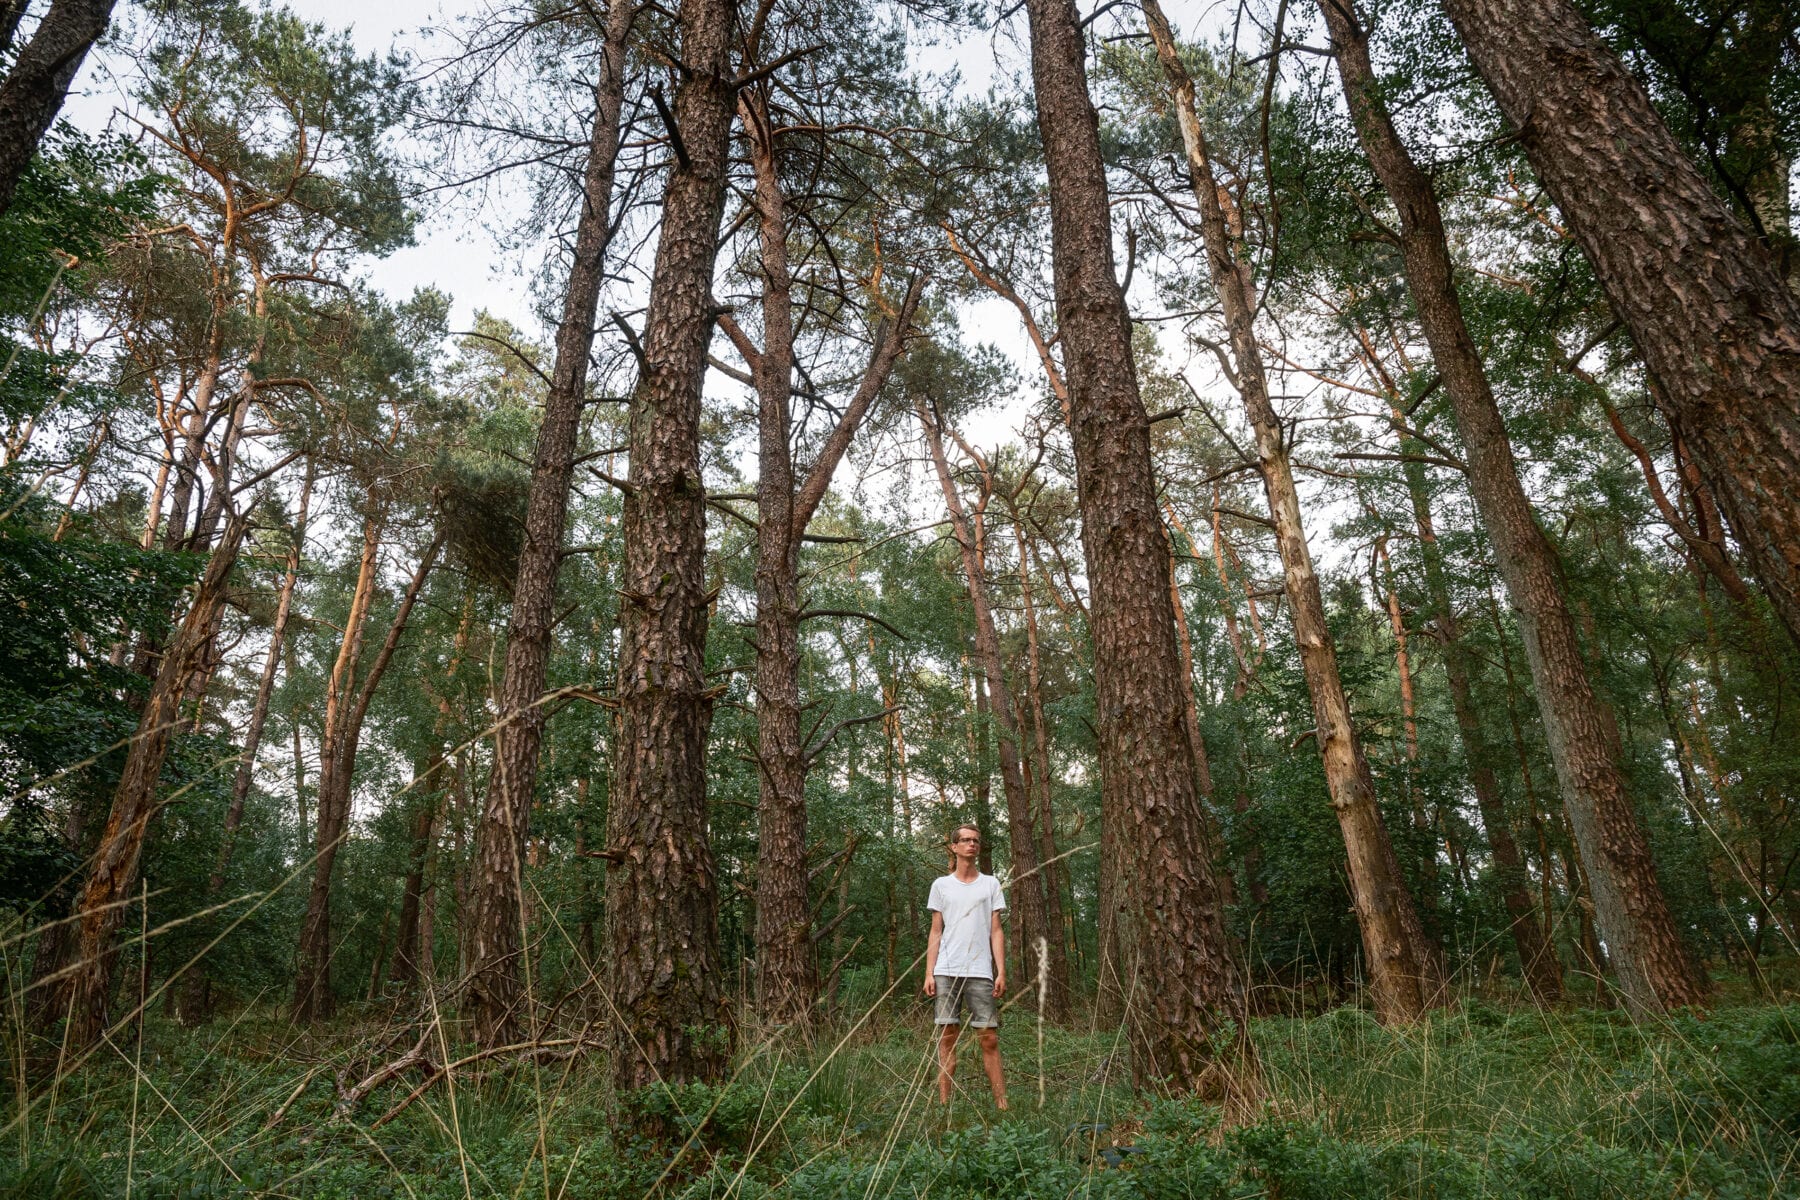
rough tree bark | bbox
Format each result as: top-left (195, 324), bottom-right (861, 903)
top-left (724, 67), bottom-right (922, 1022)
top-left (56, 511), bottom-right (250, 1049)
top-left (1022, 0), bottom-right (1253, 1098)
top-left (916, 401), bottom-right (1054, 1015)
top-left (1321, 0), bottom-right (1704, 1011)
top-left (461, 0), bottom-right (636, 1049)
top-left (1143, 0), bottom-right (1443, 1023)
top-left (729, 149), bottom-right (922, 1031)
top-left (604, 0), bottom-right (737, 1093)
top-left (292, 528), bottom-right (444, 1022)
top-left (1435, 0), bottom-right (1800, 650)
top-left (0, 0), bottom-right (118, 218)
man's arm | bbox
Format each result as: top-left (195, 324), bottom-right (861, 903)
top-left (990, 910), bottom-right (1006, 998)
top-left (924, 910), bottom-right (944, 995)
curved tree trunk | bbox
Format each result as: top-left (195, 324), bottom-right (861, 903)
top-left (1436, 0), bottom-right (1800, 651)
top-left (292, 529), bottom-right (444, 1022)
top-left (462, 0), bottom-right (636, 1049)
top-left (0, 0), bottom-right (118, 218)
top-left (605, 0), bottom-right (737, 1093)
top-left (56, 512), bottom-right (250, 1050)
top-left (1021, 0), bottom-right (1253, 1099)
top-left (1321, 0), bottom-right (1704, 1012)
top-left (1143, 0), bottom-right (1443, 1023)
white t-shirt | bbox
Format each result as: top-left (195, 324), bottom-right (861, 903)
top-left (927, 872), bottom-right (1007, 979)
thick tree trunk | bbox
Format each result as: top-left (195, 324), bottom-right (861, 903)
top-left (57, 512), bottom-right (249, 1049)
top-left (178, 466), bottom-right (313, 1022)
top-left (605, 0), bottom-right (736, 1093)
top-left (917, 403), bottom-right (1053, 1013)
top-left (1144, 0), bottom-right (1441, 1023)
top-left (462, 0), bottom-right (635, 1047)
top-left (1022, 0), bottom-right (1252, 1097)
top-left (733, 67), bottom-right (921, 1021)
top-left (739, 78), bottom-right (809, 1025)
top-left (1322, 0), bottom-right (1704, 1012)
top-left (292, 529), bottom-right (444, 1022)
top-left (1436, 0), bottom-right (1800, 648)
top-left (0, 0), bottom-right (118, 218)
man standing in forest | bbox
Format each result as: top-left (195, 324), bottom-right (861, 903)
top-left (924, 823), bottom-right (1009, 1109)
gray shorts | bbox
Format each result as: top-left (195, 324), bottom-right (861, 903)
top-left (933, 975), bottom-right (999, 1028)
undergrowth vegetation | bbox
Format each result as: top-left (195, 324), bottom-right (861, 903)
top-left (2, 993), bottom-right (1795, 1199)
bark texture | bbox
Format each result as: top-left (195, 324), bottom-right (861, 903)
top-left (1436, 0), bottom-right (1800, 650)
top-left (1144, 0), bottom-right (1442, 1023)
top-left (0, 0), bottom-right (117, 218)
top-left (731, 65), bottom-right (922, 1021)
top-left (604, 0), bottom-right (737, 1093)
top-left (462, 0), bottom-right (635, 1048)
top-left (739, 231), bottom-right (921, 1024)
top-left (1022, 0), bottom-right (1252, 1097)
top-left (58, 512), bottom-right (249, 1049)
top-left (1322, 0), bottom-right (1704, 1011)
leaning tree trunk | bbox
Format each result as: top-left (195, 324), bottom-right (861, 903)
top-left (917, 402), bottom-right (1053, 1013)
top-left (58, 512), bottom-right (250, 1050)
top-left (179, 464), bottom-right (313, 1022)
top-left (1321, 0), bottom-right (1704, 1012)
top-left (604, 0), bottom-right (737, 1094)
top-left (1435, 0), bottom-right (1800, 650)
top-left (0, 0), bottom-right (118, 218)
top-left (1021, 0), bottom-right (1253, 1100)
top-left (292, 530), bottom-right (443, 1022)
top-left (1143, 0), bottom-right (1443, 1023)
top-left (462, 0), bottom-right (635, 1049)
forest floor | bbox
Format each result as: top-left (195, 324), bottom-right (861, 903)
top-left (2, 974), bottom-right (1796, 1200)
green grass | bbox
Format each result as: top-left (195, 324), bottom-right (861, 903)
top-left (1, 994), bottom-right (1796, 1199)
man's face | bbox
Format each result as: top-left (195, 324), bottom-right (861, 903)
top-left (952, 831), bottom-right (981, 865)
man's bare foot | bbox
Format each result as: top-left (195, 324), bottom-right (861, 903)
top-left (995, 1097), bottom-right (1009, 1111)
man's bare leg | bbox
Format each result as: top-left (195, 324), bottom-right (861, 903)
top-left (977, 1028), bottom-right (1008, 1110)
top-left (937, 1025), bottom-right (960, 1103)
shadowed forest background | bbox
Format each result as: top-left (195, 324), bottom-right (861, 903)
top-left (0, 0), bottom-right (1798, 1194)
